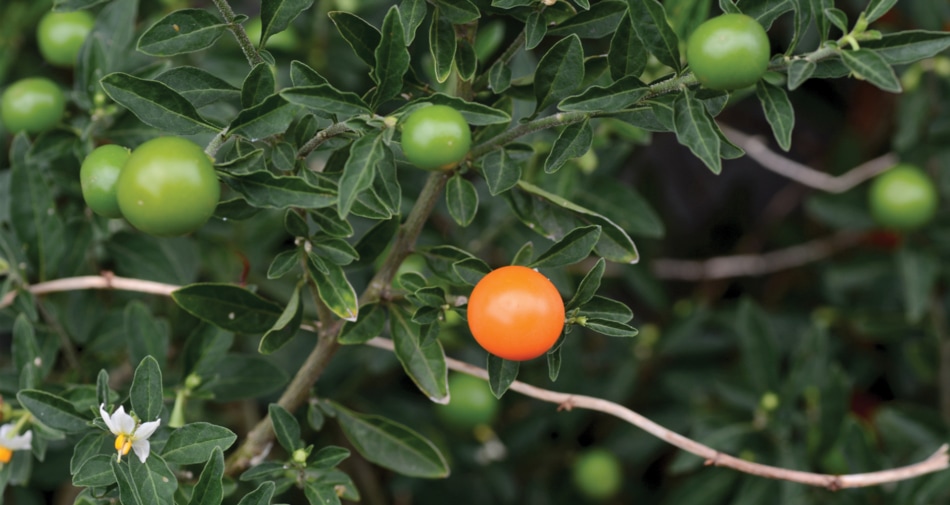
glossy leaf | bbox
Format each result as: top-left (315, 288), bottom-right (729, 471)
top-left (172, 283), bottom-right (284, 333)
top-left (672, 89), bottom-right (722, 174)
top-left (839, 48), bottom-right (901, 93)
top-left (446, 174), bottom-right (479, 226)
top-left (16, 390), bottom-right (88, 434)
top-left (137, 9), bottom-right (226, 56)
top-left (372, 7), bottom-right (410, 108)
top-left (269, 404), bottom-right (302, 453)
top-left (130, 356), bottom-right (163, 422)
top-left (755, 80), bottom-right (794, 152)
top-left (535, 35), bottom-right (585, 112)
top-left (100, 73), bottom-right (217, 134)
top-left (306, 257), bottom-right (359, 321)
top-left (544, 118), bottom-right (593, 174)
top-left (391, 307), bottom-right (449, 403)
top-left (331, 402), bottom-right (450, 478)
top-left (161, 423), bottom-right (237, 465)
top-left (487, 354), bottom-right (519, 398)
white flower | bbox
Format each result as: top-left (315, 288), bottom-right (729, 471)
top-left (0, 422), bottom-right (32, 464)
top-left (99, 404), bottom-right (160, 463)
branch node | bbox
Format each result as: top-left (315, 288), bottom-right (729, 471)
top-left (101, 270), bottom-right (115, 289)
top-left (826, 475), bottom-right (843, 492)
top-left (557, 397), bottom-right (576, 412)
top-left (704, 452), bottom-right (723, 466)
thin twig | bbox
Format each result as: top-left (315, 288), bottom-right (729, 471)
top-left (652, 232), bottom-right (864, 281)
top-left (0, 273), bottom-right (178, 309)
top-left (720, 125), bottom-right (897, 193)
top-left (364, 337), bottom-right (949, 490)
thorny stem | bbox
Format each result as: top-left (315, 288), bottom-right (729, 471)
top-left (211, 0), bottom-right (265, 67)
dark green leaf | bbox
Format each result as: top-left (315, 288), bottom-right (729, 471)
top-left (53, 0), bottom-right (110, 9)
top-left (446, 174), bottom-right (479, 227)
top-left (242, 63), bottom-right (276, 108)
top-left (220, 171), bottom-right (336, 210)
top-left (534, 35), bottom-right (585, 112)
top-left (898, 248), bottom-right (938, 324)
top-left (609, 13), bottom-right (647, 80)
top-left (430, 10), bottom-right (456, 84)
top-left (205, 354), bottom-right (289, 402)
top-left (755, 80), bottom-right (794, 152)
top-left (373, 7), bottom-right (410, 108)
top-left (258, 283), bottom-right (303, 354)
top-left (400, 0), bottom-right (428, 44)
top-left (864, 0), bottom-right (897, 23)
top-left (314, 237), bottom-right (360, 265)
top-left (735, 298), bottom-right (779, 394)
top-left (100, 73), bottom-right (217, 134)
top-left (328, 12), bottom-right (380, 67)
top-left (392, 308), bottom-right (449, 403)
top-left (304, 483), bottom-right (342, 505)
top-left (112, 455), bottom-right (177, 505)
top-left (434, 0), bottom-right (480, 23)
top-left (455, 38), bottom-right (478, 82)
top-left (480, 149), bottom-right (521, 195)
top-left (154, 66), bottom-right (240, 108)
top-left (559, 76), bottom-right (648, 112)
top-left (742, 0), bottom-right (793, 29)
top-left (339, 303), bottom-right (387, 345)
top-left (332, 403), bottom-right (449, 478)
top-left (544, 118), bottom-right (593, 174)
top-left (839, 48), bottom-right (901, 93)
top-left (73, 455), bottom-right (115, 487)
top-left (566, 257), bottom-right (606, 310)
top-left (452, 257), bottom-right (492, 286)
top-left (547, 341), bottom-right (562, 381)
top-left (124, 302), bottom-right (169, 372)
top-left (306, 258), bottom-right (359, 321)
top-left (269, 404), bottom-right (302, 453)
top-left (404, 94), bottom-right (511, 125)
top-left (672, 89), bottom-right (722, 174)
top-left (229, 94), bottom-right (298, 140)
top-left (261, 0), bottom-right (315, 45)
top-left (311, 446), bottom-right (351, 469)
top-left (530, 225), bottom-right (601, 268)
top-left (281, 84), bottom-right (372, 116)
top-left (489, 61), bottom-right (512, 93)
top-left (130, 356), bottom-right (163, 422)
top-left (17, 390), bottom-right (88, 433)
top-left (339, 131), bottom-right (386, 218)
top-left (9, 139), bottom-right (65, 282)
top-left (162, 423), bottom-right (237, 465)
top-left (627, 0), bottom-right (681, 71)
top-left (547, 0), bottom-right (626, 39)
top-left (236, 481), bottom-right (276, 505)
top-left (12, 315), bottom-right (38, 387)
top-left (574, 176), bottom-right (665, 238)
top-left (578, 295), bottom-right (634, 323)
top-left (137, 9), bottom-right (226, 56)
top-left (188, 447), bottom-right (224, 505)
top-left (525, 11), bottom-right (546, 50)
top-left (172, 283), bottom-right (284, 333)
top-left (582, 318), bottom-right (638, 337)
top-left (487, 354), bottom-right (519, 398)
top-left (787, 59), bottom-right (816, 90)
top-left (862, 30), bottom-right (950, 65)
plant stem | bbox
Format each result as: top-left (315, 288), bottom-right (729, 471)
top-left (223, 171), bottom-right (449, 476)
top-left (204, 127), bottom-right (230, 159)
top-left (210, 0), bottom-right (264, 67)
top-left (473, 28), bottom-right (526, 92)
top-left (470, 111), bottom-right (589, 159)
top-left (297, 122), bottom-right (353, 159)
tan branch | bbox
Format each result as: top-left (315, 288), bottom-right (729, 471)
top-left (364, 337), bottom-right (948, 490)
top-left (720, 125), bottom-right (897, 193)
top-left (0, 273), bottom-right (178, 309)
top-left (652, 232), bottom-right (863, 281)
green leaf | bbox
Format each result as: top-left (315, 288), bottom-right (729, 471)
top-left (823, 8), bottom-right (848, 33)
top-left (17, 390), bottom-right (88, 433)
top-left (241, 63), bottom-right (276, 108)
top-left (487, 354), bottom-right (519, 398)
top-left (862, 30), bottom-right (950, 65)
top-left (547, 0), bottom-right (626, 39)
top-left (609, 13), bottom-right (647, 80)
top-left (530, 225), bottom-right (601, 268)
top-left (391, 308), bottom-right (449, 403)
top-left (161, 423), bottom-right (237, 465)
top-left (446, 174), bottom-right (479, 227)
top-left (172, 283), bottom-right (284, 333)
top-left (53, 0), bottom-right (110, 9)
top-left (735, 298), bottom-right (779, 394)
top-left (339, 131), bottom-right (386, 218)
top-left (574, 176), bottom-right (665, 238)
top-left (839, 48), bottom-right (901, 93)
top-left (236, 481), bottom-right (276, 505)
top-left (525, 11), bottom-right (546, 50)
top-left (12, 314), bottom-right (38, 387)
top-left (205, 354), bottom-right (289, 402)
top-left (452, 257), bottom-right (492, 286)
top-left (281, 84), bottom-right (372, 116)
top-left (399, 0), bottom-right (427, 44)
top-left (898, 248), bottom-right (939, 324)
top-left (328, 11), bottom-right (380, 67)
top-left (403, 94), bottom-right (511, 125)
top-left (73, 455), bottom-right (116, 487)
top-left (429, 10), bottom-right (456, 84)
top-left (331, 402), bottom-right (450, 478)
top-left (258, 283), bottom-right (303, 354)
top-left (154, 66), bottom-right (240, 108)
top-left (306, 258), bottom-right (360, 321)
top-left (188, 447), bottom-right (224, 505)
top-left (311, 446), bottom-right (351, 469)
top-left (558, 76), bottom-right (648, 112)
top-left (9, 138), bottom-right (65, 282)
top-left (137, 9), bottom-right (226, 56)
top-left (261, 0), bottom-right (315, 45)
top-left (510, 181), bottom-right (639, 263)
top-left (340, 303), bottom-right (387, 345)
top-left (582, 318), bottom-right (638, 337)
top-left (130, 356), bottom-right (163, 422)
top-left (372, 7), bottom-right (410, 108)
top-left (304, 483), bottom-right (342, 505)
top-left (534, 34), bottom-right (585, 112)
top-left (627, 0), bottom-right (681, 71)
top-left (489, 60), bottom-right (512, 93)
top-left (455, 39), bottom-right (477, 81)
top-left (755, 80), bottom-right (794, 152)
top-left (544, 118), bottom-right (593, 174)
top-left (269, 404), bottom-right (302, 453)
top-left (220, 170), bottom-right (336, 210)
top-left (566, 257), bottom-right (606, 310)
top-left (480, 149), bottom-right (521, 195)
top-left (577, 295), bottom-right (632, 323)
top-left (434, 0), bottom-right (480, 23)
top-left (547, 341), bottom-right (563, 381)
top-left (787, 59), bottom-right (816, 90)
top-left (100, 73), bottom-right (217, 134)
top-left (229, 94), bottom-right (298, 140)
top-left (112, 455), bottom-right (177, 505)
top-left (864, 0), bottom-right (897, 23)
top-left (124, 301), bottom-right (169, 371)
top-left (742, 0), bottom-right (793, 29)
top-left (672, 89), bottom-right (722, 174)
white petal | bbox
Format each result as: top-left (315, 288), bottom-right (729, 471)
top-left (134, 419), bottom-right (161, 440)
top-left (0, 424), bottom-right (12, 439)
top-left (99, 404), bottom-right (116, 433)
top-left (131, 439), bottom-right (151, 463)
top-left (112, 407), bottom-right (137, 435)
top-left (6, 431), bottom-right (32, 451)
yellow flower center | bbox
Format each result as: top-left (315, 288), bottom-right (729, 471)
top-left (0, 446), bottom-right (12, 464)
top-left (114, 434), bottom-right (133, 461)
